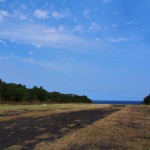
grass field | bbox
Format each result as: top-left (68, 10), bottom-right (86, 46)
top-left (0, 104), bottom-right (150, 150)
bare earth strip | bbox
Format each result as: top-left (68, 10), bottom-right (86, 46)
top-left (0, 104), bottom-right (149, 150)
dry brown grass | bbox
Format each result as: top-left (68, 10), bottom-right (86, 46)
top-left (35, 105), bottom-right (150, 150)
top-left (0, 104), bottom-right (111, 122)
top-left (0, 104), bottom-right (149, 150)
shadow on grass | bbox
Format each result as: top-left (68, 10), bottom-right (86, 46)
top-left (0, 105), bottom-right (124, 150)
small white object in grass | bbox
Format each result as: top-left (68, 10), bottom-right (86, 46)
top-left (43, 104), bottom-right (46, 107)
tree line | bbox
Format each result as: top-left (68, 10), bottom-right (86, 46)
top-left (0, 79), bottom-right (92, 103)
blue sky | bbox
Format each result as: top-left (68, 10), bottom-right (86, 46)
top-left (0, 0), bottom-right (150, 100)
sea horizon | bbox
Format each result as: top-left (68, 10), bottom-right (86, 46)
top-left (92, 100), bottom-right (142, 105)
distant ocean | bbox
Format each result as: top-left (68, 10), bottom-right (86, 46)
top-left (92, 100), bottom-right (142, 105)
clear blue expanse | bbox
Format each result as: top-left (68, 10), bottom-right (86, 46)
top-left (0, 0), bottom-right (150, 101)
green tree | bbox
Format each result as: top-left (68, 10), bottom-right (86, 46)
top-left (31, 86), bottom-right (48, 101)
top-left (0, 79), bottom-right (92, 103)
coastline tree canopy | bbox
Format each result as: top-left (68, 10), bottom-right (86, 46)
top-left (0, 79), bottom-right (92, 103)
top-left (143, 94), bottom-right (150, 105)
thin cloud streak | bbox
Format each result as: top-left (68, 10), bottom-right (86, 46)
top-left (106, 37), bottom-right (129, 43)
top-left (0, 55), bottom-right (92, 75)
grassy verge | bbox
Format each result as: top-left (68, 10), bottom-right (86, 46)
top-left (0, 103), bottom-right (112, 111)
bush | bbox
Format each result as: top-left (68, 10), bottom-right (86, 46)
top-left (143, 94), bottom-right (150, 104)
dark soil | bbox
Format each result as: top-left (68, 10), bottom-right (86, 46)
top-left (0, 105), bottom-right (123, 150)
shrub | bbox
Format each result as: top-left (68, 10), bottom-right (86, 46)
top-left (143, 94), bottom-right (150, 104)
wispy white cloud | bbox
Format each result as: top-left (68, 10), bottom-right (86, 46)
top-left (89, 22), bottom-right (101, 32)
top-left (0, 39), bottom-right (8, 47)
top-left (112, 23), bottom-right (120, 28)
top-left (0, 10), bottom-right (9, 21)
top-left (33, 9), bottom-right (49, 19)
top-left (0, 9), bottom-right (29, 22)
top-left (111, 23), bottom-right (120, 31)
top-left (13, 11), bottom-right (27, 20)
top-left (125, 21), bottom-right (138, 25)
top-left (95, 38), bottom-right (104, 44)
top-left (43, 25), bottom-right (65, 34)
top-left (83, 9), bottom-right (90, 18)
top-left (106, 37), bottom-right (129, 43)
top-left (0, 23), bottom-right (99, 51)
top-left (51, 10), bottom-right (68, 20)
top-left (102, 24), bottom-right (109, 31)
top-left (0, 54), bottom-right (17, 61)
top-left (74, 25), bottom-right (85, 34)
top-left (16, 57), bottom-right (34, 63)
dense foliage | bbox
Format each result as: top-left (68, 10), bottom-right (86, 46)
top-left (0, 79), bottom-right (92, 103)
top-left (143, 94), bottom-right (150, 104)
